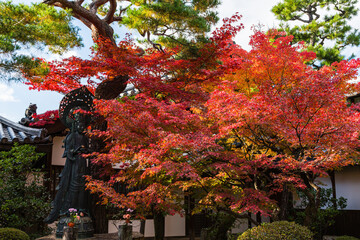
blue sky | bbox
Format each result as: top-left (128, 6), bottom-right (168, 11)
top-left (1, 0), bottom-right (360, 122)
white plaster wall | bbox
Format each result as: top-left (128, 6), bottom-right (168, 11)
top-left (164, 214), bottom-right (186, 236)
top-left (334, 170), bottom-right (360, 210)
top-left (312, 168), bottom-right (360, 210)
top-left (51, 136), bottom-right (66, 166)
top-left (231, 218), bottom-right (248, 234)
top-left (231, 215), bottom-right (270, 234)
top-left (108, 214), bottom-right (186, 237)
top-left (144, 219), bottom-right (155, 237)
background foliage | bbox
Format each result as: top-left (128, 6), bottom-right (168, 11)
top-left (272, 0), bottom-right (360, 67)
top-left (0, 144), bottom-right (51, 239)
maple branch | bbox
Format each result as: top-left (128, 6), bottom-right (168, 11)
top-left (193, 194), bottom-right (260, 226)
top-left (217, 206), bottom-right (260, 226)
top-left (313, 126), bottom-right (343, 149)
top-left (232, 130), bottom-right (251, 160)
top-left (243, 122), bottom-right (285, 155)
top-left (298, 101), bottom-right (326, 137)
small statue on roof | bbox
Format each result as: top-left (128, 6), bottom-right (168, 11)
top-left (25, 103), bottom-right (37, 119)
top-left (19, 103), bottom-right (38, 126)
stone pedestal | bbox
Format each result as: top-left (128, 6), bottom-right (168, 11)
top-left (62, 226), bottom-right (77, 240)
top-left (118, 225), bottom-right (132, 240)
top-left (200, 228), bottom-right (210, 240)
top-left (56, 216), bottom-right (94, 239)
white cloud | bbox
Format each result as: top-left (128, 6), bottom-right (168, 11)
top-left (0, 83), bottom-right (19, 102)
top-left (47, 50), bottom-right (80, 61)
top-left (215, 0), bottom-right (282, 50)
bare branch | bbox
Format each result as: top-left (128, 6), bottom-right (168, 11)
top-left (290, 15), bottom-right (312, 23)
top-left (75, 0), bottom-right (84, 5)
top-left (89, 0), bottom-right (108, 15)
top-left (334, 2), bottom-right (346, 17)
top-left (44, 0), bottom-right (116, 43)
top-left (113, 4), bottom-right (132, 22)
top-left (43, 0), bottom-right (57, 5)
top-left (291, 3), bottom-right (320, 23)
top-left (104, 0), bottom-right (117, 23)
top-left (112, 16), bottom-right (123, 22)
top-left (146, 31), bottom-right (164, 53)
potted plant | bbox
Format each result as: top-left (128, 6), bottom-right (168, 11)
top-left (63, 208), bottom-right (81, 240)
top-left (118, 208), bottom-right (134, 240)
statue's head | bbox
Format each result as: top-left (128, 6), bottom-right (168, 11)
top-left (74, 114), bottom-right (86, 133)
top-left (69, 107), bottom-right (91, 133)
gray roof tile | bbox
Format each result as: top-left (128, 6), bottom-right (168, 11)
top-left (0, 115), bottom-right (51, 144)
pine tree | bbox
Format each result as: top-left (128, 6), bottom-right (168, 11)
top-left (0, 1), bottom-right (82, 80)
top-left (272, 0), bottom-right (360, 67)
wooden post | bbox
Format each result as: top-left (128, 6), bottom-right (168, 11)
top-left (153, 211), bottom-right (165, 240)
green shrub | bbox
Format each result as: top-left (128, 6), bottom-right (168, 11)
top-left (238, 221), bottom-right (313, 240)
top-left (0, 144), bottom-right (51, 239)
top-left (336, 236), bottom-right (360, 240)
top-left (0, 228), bottom-right (30, 240)
top-left (205, 211), bottom-right (237, 240)
top-left (293, 188), bottom-right (347, 239)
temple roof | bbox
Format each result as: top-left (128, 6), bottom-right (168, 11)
top-left (0, 115), bottom-right (51, 144)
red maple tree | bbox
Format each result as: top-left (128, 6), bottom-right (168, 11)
top-left (24, 15), bottom-right (360, 226)
top-left (206, 29), bottom-right (360, 224)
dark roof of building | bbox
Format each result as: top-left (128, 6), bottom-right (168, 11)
top-left (119, 85), bottom-right (139, 97)
top-left (0, 115), bottom-right (51, 144)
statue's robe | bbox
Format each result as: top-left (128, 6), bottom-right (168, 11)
top-left (44, 130), bottom-right (90, 223)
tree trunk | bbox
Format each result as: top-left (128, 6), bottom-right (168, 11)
top-left (247, 212), bottom-right (252, 229)
top-left (185, 195), bottom-right (195, 240)
top-left (153, 211), bottom-right (165, 240)
top-left (90, 195), bottom-right (108, 233)
top-left (303, 194), bottom-right (316, 226)
top-left (211, 212), bottom-right (236, 240)
top-left (256, 212), bottom-right (262, 224)
top-left (278, 185), bottom-right (291, 221)
top-left (329, 170), bottom-right (337, 208)
top-left (303, 184), bottom-right (321, 227)
top-left (139, 219), bottom-right (145, 235)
